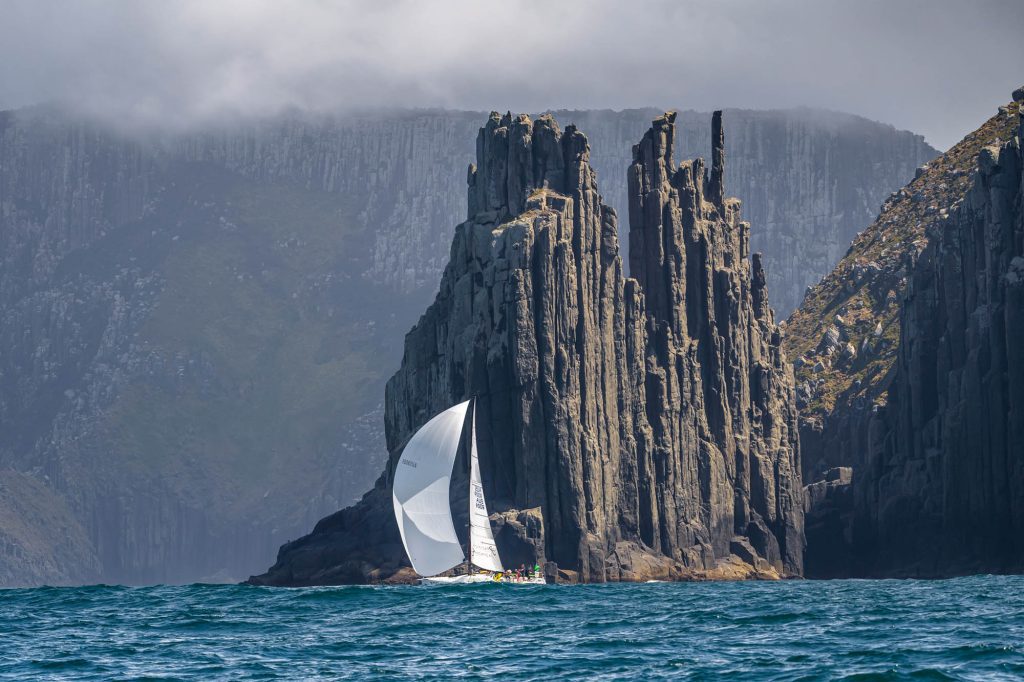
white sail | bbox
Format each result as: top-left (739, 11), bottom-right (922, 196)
top-left (469, 402), bottom-right (503, 572)
top-left (392, 401), bottom-right (468, 577)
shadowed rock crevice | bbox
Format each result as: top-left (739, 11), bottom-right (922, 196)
top-left (250, 110), bottom-right (804, 585)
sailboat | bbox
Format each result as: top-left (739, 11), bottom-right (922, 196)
top-left (391, 399), bottom-right (544, 585)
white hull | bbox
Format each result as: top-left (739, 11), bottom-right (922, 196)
top-left (420, 574), bottom-right (495, 585)
top-left (502, 576), bottom-right (546, 585)
top-left (419, 573), bottom-right (547, 586)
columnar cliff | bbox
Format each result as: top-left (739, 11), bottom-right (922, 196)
top-left (791, 90), bottom-right (1024, 577)
top-left (251, 110), bottom-right (803, 585)
top-left (785, 102), bottom-right (1021, 484)
top-left (626, 113), bottom-right (803, 574)
top-left (852, 97), bottom-right (1024, 575)
top-left (0, 109), bottom-right (403, 586)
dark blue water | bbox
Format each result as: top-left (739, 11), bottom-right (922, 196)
top-left (2, 576), bottom-right (1023, 680)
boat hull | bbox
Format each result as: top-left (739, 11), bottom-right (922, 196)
top-left (420, 574), bottom-right (494, 585)
top-left (419, 574), bottom-right (546, 585)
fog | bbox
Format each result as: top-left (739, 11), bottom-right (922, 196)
top-left (1, 0), bottom-right (1021, 149)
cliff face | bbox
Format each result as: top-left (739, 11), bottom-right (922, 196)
top-left (624, 112), bottom-right (804, 574)
top-left (791, 90), bottom-right (1024, 577)
top-left (0, 112), bottom-right (158, 585)
top-left (0, 109), bottom-right (406, 586)
top-left (0, 105), bottom-right (925, 586)
top-left (785, 100), bottom-right (1022, 483)
top-left (852, 98), bottom-right (1024, 576)
top-left (251, 110), bottom-right (803, 585)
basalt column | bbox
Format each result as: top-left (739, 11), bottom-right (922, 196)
top-left (627, 112), bottom-right (804, 574)
top-left (383, 112), bottom-right (650, 581)
top-left (853, 103), bottom-right (1024, 576)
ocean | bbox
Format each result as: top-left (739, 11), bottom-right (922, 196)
top-left (2, 576), bottom-right (1023, 680)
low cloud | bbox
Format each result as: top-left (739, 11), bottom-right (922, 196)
top-left (1, 0), bottom-right (1021, 148)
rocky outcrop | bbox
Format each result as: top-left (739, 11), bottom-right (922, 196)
top-left (802, 467), bottom-right (854, 578)
top-left (624, 112), bottom-right (803, 575)
top-left (785, 99), bottom-right (1021, 483)
top-left (795, 91), bottom-right (1024, 577)
top-left (849, 98), bottom-right (1024, 576)
top-left (251, 110), bottom-right (803, 585)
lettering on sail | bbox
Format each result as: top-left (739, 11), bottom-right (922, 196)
top-left (472, 483), bottom-right (486, 511)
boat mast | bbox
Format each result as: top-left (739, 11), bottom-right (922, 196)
top-left (466, 396), bottom-right (474, 575)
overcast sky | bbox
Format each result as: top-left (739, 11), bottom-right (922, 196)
top-left (1, 0), bottom-right (1021, 150)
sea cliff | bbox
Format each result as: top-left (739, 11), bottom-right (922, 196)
top-left (250, 110), bottom-right (803, 585)
top-left (794, 89), bottom-right (1024, 577)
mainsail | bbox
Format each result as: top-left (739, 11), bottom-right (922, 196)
top-left (391, 401), bottom-right (468, 577)
top-left (468, 402), bottom-right (503, 572)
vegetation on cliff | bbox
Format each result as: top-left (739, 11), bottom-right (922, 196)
top-left (784, 98), bottom-right (1021, 479)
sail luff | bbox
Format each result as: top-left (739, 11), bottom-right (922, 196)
top-left (466, 399), bottom-right (473, 575)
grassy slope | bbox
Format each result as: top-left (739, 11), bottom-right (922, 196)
top-left (783, 99), bottom-right (1021, 418)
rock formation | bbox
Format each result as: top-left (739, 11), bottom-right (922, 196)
top-left (793, 91), bottom-right (1024, 577)
top-left (250, 110), bottom-right (803, 585)
top-left (623, 112), bottom-right (804, 575)
top-left (562, 109), bottom-right (935, 318)
top-left (785, 98), bottom-right (1022, 483)
top-left (852, 95), bottom-right (1024, 575)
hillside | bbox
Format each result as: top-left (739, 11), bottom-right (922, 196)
top-left (784, 97), bottom-right (1022, 479)
top-left (799, 88), bottom-right (1024, 577)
